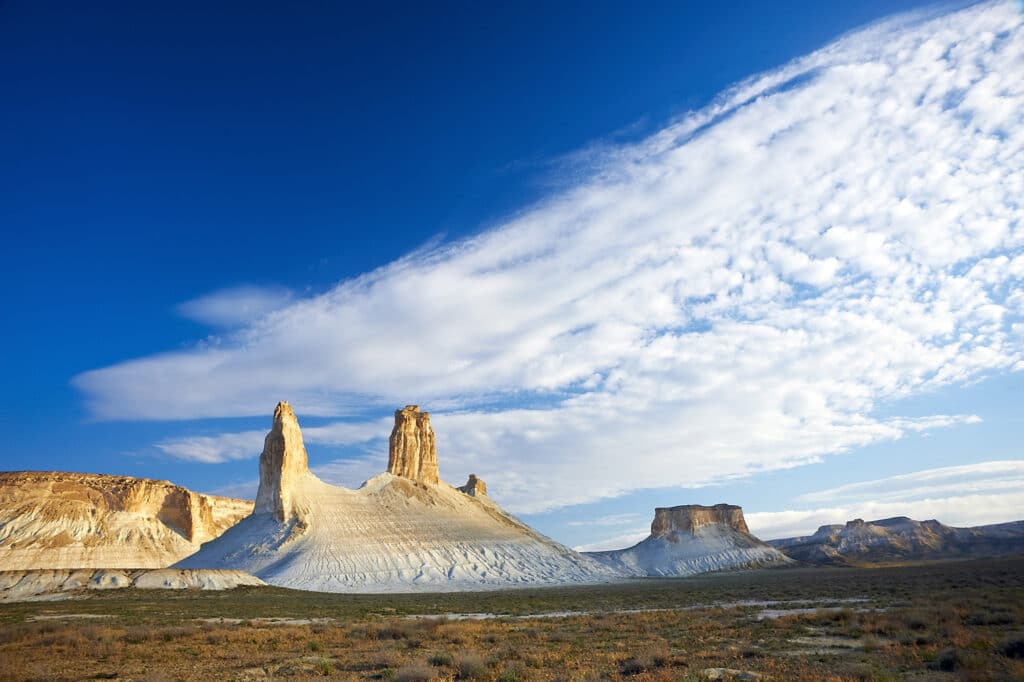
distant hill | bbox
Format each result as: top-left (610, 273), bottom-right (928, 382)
top-left (768, 516), bottom-right (1024, 565)
top-left (586, 504), bottom-right (792, 576)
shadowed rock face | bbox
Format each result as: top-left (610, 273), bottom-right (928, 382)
top-left (254, 401), bottom-right (310, 521)
top-left (651, 504), bottom-right (750, 537)
top-left (387, 405), bottom-right (439, 485)
top-left (458, 474), bottom-right (488, 497)
top-left (768, 516), bottom-right (1024, 565)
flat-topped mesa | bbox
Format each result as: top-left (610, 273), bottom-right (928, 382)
top-left (457, 474), bottom-right (487, 497)
top-left (651, 504), bottom-right (750, 538)
top-left (254, 401), bottom-right (310, 521)
top-left (388, 405), bottom-right (439, 485)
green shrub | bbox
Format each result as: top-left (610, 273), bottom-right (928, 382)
top-left (428, 651), bottom-right (453, 666)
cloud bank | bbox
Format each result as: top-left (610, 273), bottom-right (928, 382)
top-left (745, 460), bottom-right (1024, 540)
top-left (78, 2), bottom-right (1023, 513)
top-left (578, 461), bottom-right (1024, 550)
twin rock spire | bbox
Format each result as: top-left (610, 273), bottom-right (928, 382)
top-left (254, 401), bottom-right (480, 521)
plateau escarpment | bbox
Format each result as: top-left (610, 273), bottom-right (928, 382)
top-left (769, 516), bottom-right (1024, 565)
top-left (587, 504), bottom-right (792, 576)
top-left (179, 402), bottom-right (615, 591)
top-left (0, 472), bottom-right (252, 570)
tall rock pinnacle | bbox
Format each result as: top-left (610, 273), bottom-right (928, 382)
top-left (388, 405), bottom-right (439, 485)
top-left (254, 401), bottom-right (310, 521)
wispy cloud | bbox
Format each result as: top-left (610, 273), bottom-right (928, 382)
top-left (573, 530), bottom-right (650, 554)
top-left (77, 2), bottom-right (1024, 513)
top-left (795, 460), bottom-right (1024, 505)
top-left (155, 430), bottom-right (265, 464)
top-left (177, 285), bottom-right (294, 327)
top-left (745, 460), bottom-right (1024, 540)
top-left (156, 418), bottom-right (391, 464)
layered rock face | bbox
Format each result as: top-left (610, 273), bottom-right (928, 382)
top-left (181, 402), bottom-right (615, 591)
top-left (769, 516), bottom-right (1024, 565)
top-left (254, 401), bottom-right (311, 521)
top-left (458, 474), bottom-right (488, 497)
top-left (587, 503), bottom-right (791, 576)
top-left (0, 472), bottom-right (252, 570)
top-left (652, 504), bottom-right (750, 537)
top-left (387, 405), bottom-right (439, 485)
top-left (0, 568), bottom-right (265, 603)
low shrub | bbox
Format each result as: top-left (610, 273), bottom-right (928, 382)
top-left (394, 663), bottom-right (436, 682)
top-left (455, 651), bottom-right (488, 679)
top-left (428, 651), bottom-right (453, 666)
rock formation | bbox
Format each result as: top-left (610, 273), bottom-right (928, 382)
top-left (180, 403), bottom-right (616, 591)
top-left (652, 504), bottom-right (750, 537)
top-left (0, 568), bottom-right (265, 603)
top-left (769, 516), bottom-right (1024, 566)
top-left (0, 472), bottom-right (252, 571)
top-left (254, 401), bottom-right (311, 521)
top-left (387, 405), bottom-right (439, 484)
top-left (458, 474), bottom-right (487, 497)
top-left (586, 503), bottom-right (791, 576)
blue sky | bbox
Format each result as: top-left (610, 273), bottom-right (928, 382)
top-left (3, 0), bottom-right (1022, 550)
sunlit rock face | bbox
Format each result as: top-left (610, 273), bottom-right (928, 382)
top-left (586, 503), bottom-right (791, 577)
top-left (180, 402), bottom-right (617, 592)
top-left (254, 401), bottom-right (312, 521)
top-left (387, 405), bottom-right (439, 485)
top-left (651, 504), bottom-right (750, 537)
top-left (0, 472), bottom-right (252, 570)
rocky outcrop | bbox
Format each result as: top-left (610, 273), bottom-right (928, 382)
top-left (254, 401), bottom-right (311, 521)
top-left (0, 472), bottom-right (252, 571)
top-left (181, 403), bottom-right (617, 591)
top-left (387, 405), bottom-right (439, 485)
top-left (587, 503), bottom-right (791, 576)
top-left (769, 516), bottom-right (1024, 566)
top-left (458, 474), bottom-right (488, 497)
top-left (0, 568), bottom-right (265, 602)
top-left (652, 504), bottom-right (749, 537)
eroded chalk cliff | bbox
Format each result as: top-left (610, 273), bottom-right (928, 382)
top-left (587, 503), bottom-right (791, 576)
top-left (180, 402), bottom-right (615, 591)
top-left (0, 472), bottom-right (252, 570)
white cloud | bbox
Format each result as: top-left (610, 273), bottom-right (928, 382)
top-left (574, 529), bottom-right (650, 553)
top-left (156, 430), bottom-right (265, 464)
top-left (78, 2), bottom-right (1024, 512)
top-left (156, 417), bottom-right (390, 464)
top-left (177, 285), bottom-right (294, 327)
top-left (566, 513), bottom-right (647, 528)
top-left (745, 460), bottom-right (1024, 539)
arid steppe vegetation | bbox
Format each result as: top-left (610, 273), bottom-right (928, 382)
top-left (2, 558), bottom-right (1023, 681)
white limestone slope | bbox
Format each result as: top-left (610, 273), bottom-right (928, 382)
top-left (179, 403), bottom-right (615, 592)
top-left (587, 505), bottom-right (792, 576)
top-left (0, 569), bottom-right (265, 603)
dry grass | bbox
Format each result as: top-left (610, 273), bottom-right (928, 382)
top-left (1, 557), bottom-right (1023, 680)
